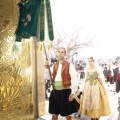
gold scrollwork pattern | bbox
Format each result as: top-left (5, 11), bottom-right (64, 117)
top-left (0, 0), bottom-right (34, 120)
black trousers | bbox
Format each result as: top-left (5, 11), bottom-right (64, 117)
top-left (109, 78), bottom-right (113, 84)
top-left (116, 80), bottom-right (120, 93)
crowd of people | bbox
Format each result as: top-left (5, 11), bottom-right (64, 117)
top-left (44, 44), bottom-right (120, 120)
top-left (74, 58), bottom-right (120, 94)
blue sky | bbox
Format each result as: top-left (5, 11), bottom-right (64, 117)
top-left (50, 0), bottom-right (120, 59)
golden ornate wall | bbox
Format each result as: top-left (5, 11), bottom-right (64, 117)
top-left (0, 0), bottom-right (34, 119)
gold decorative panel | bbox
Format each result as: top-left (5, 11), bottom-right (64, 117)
top-left (0, 0), bottom-right (34, 120)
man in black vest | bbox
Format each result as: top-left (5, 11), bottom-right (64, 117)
top-left (114, 60), bottom-right (120, 93)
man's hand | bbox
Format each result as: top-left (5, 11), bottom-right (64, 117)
top-left (45, 60), bottom-right (50, 66)
top-left (68, 94), bottom-right (75, 101)
top-left (45, 60), bottom-right (51, 68)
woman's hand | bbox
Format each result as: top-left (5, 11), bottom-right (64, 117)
top-left (85, 77), bottom-right (90, 82)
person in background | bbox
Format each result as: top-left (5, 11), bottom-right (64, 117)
top-left (102, 64), bottom-right (108, 83)
top-left (46, 44), bottom-right (78, 120)
top-left (106, 64), bottom-right (114, 84)
top-left (113, 60), bottom-right (120, 94)
top-left (44, 59), bottom-right (54, 99)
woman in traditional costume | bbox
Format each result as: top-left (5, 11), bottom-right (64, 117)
top-left (76, 57), bottom-right (111, 120)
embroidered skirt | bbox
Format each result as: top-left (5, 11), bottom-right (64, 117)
top-left (80, 81), bottom-right (111, 118)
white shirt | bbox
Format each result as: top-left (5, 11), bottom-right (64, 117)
top-left (119, 67), bottom-right (120, 73)
top-left (110, 69), bottom-right (114, 76)
top-left (55, 62), bottom-right (78, 94)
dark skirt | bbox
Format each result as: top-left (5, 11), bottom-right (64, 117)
top-left (49, 89), bottom-right (78, 116)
